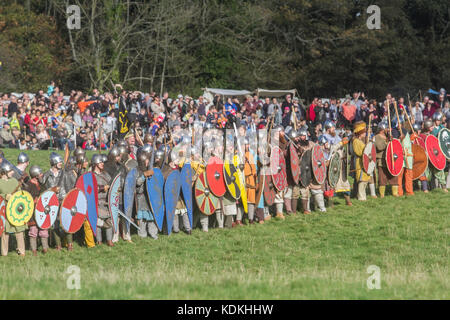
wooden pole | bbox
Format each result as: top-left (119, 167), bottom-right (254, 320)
top-left (386, 100), bottom-right (394, 171)
top-left (366, 114), bottom-right (372, 145)
top-left (406, 94), bottom-right (416, 136)
top-left (394, 101), bottom-right (411, 169)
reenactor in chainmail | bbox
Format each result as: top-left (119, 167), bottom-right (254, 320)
top-left (429, 113), bottom-right (448, 192)
top-left (42, 152), bottom-right (66, 250)
top-left (322, 120), bottom-right (352, 207)
top-left (283, 129), bottom-right (300, 215)
top-left (105, 146), bottom-right (128, 243)
top-left (172, 156), bottom-right (192, 235)
top-left (271, 125), bottom-right (287, 220)
top-left (112, 142), bottom-right (134, 243)
top-left (296, 127), bottom-right (327, 213)
top-left (135, 148), bottom-right (159, 239)
top-left (23, 165), bottom-right (49, 256)
top-left (91, 154), bottom-right (113, 246)
top-left (0, 161), bottom-right (27, 256)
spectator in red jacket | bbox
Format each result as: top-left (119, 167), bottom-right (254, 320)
top-left (422, 101), bottom-right (437, 120)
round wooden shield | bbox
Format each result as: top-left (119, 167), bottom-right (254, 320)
top-left (411, 144), bottom-right (428, 180)
top-left (425, 135), bottom-right (446, 170)
top-left (0, 196), bottom-right (5, 237)
top-left (206, 156), bottom-right (226, 197)
top-left (363, 142), bottom-right (377, 175)
top-left (270, 146), bottom-right (287, 191)
top-left (6, 191), bottom-right (34, 227)
top-left (311, 145), bottom-right (327, 184)
top-left (386, 139), bottom-right (404, 177)
top-left (60, 188), bottom-right (87, 234)
top-left (412, 135), bottom-right (426, 150)
top-left (299, 149), bottom-right (312, 187)
top-left (328, 152), bottom-right (341, 188)
top-left (438, 128), bottom-right (450, 159)
top-left (195, 171), bottom-right (219, 216)
top-left (223, 159), bottom-right (241, 199)
top-left (35, 190), bottom-right (59, 229)
top-left (289, 143), bottom-right (300, 184)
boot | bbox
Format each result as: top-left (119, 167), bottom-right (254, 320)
top-left (275, 212), bottom-right (285, 220)
top-left (284, 199), bottom-right (292, 214)
top-left (369, 183), bottom-right (378, 198)
top-left (302, 199), bottom-right (311, 215)
top-left (291, 199), bottom-right (298, 215)
top-left (326, 197), bottom-right (334, 208)
top-left (379, 186), bottom-right (386, 198)
top-left (106, 240), bottom-right (114, 247)
top-left (344, 195), bottom-right (352, 206)
top-left (392, 185), bottom-right (399, 197)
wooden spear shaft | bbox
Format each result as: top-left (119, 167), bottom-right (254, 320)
top-left (386, 100), bottom-right (394, 170)
top-left (406, 94), bottom-right (416, 136)
top-left (394, 101), bottom-right (411, 169)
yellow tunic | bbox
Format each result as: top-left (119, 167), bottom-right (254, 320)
top-left (352, 138), bottom-right (370, 182)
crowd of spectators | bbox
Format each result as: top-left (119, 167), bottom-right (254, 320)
top-left (0, 82), bottom-right (449, 151)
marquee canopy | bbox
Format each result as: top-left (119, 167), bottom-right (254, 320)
top-left (255, 88), bottom-right (297, 98)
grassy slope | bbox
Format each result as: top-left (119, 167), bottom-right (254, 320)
top-left (0, 149), bottom-right (448, 299)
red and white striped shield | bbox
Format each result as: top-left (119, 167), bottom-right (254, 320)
top-left (35, 190), bottom-right (59, 229)
top-left (363, 142), bottom-right (376, 175)
top-left (60, 189), bottom-right (87, 234)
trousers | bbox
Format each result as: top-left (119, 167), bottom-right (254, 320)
top-left (96, 227), bottom-right (113, 242)
top-left (1, 232), bottom-right (25, 256)
top-left (137, 220), bottom-right (158, 239)
top-left (173, 212), bottom-right (191, 233)
top-left (398, 168), bottom-right (414, 196)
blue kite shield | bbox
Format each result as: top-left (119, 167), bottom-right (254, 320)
top-left (123, 168), bottom-right (138, 233)
top-left (164, 170), bottom-right (181, 235)
top-left (108, 174), bottom-right (121, 234)
top-left (75, 172), bottom-right (98, 236)
top-left (146, 168), bottom-right (165, 232)
top-left (180, 163), bottom-right (193, 229)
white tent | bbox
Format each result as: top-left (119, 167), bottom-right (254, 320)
top-left (255, 88), bottom-right (297, 98)
top-left (202, 88), bottom-right (253, 104)
top-left (202, 88), bottom-right (252, 97)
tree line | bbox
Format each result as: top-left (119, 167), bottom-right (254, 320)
top-left (0, 0), bottom-right (449, 101)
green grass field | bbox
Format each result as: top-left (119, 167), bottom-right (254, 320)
top-left (0, 149), bottom-right (448, 299)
